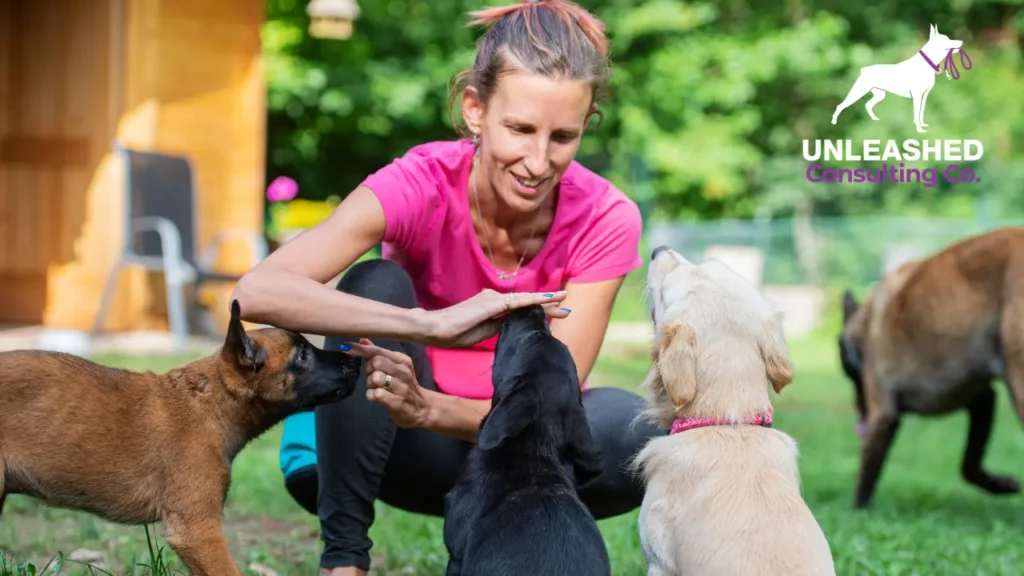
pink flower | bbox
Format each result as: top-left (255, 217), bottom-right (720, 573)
top-left (267, 176), bottom-right (299, 202)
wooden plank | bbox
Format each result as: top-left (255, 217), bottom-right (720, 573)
top-left (41, 0), bottom-right (127, 330)
top-left (0, 136), bottom-right (92, 166)
top-left (158, 0), bottom-right (262, 24)
top-left (0, 0), bottom-right (117, 324)
top-left (0, 274), bottom-right (47, 323)
top-left (0, 0), bottom-right (10, 273)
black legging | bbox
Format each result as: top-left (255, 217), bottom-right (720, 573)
top-left (289, 259), bottom-right (667, 571)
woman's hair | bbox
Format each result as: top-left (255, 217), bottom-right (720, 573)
top-left (447, 0), bottom-right (611, 137)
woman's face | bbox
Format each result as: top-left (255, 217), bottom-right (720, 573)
top-left (463, 70), bottom-right (595, 214)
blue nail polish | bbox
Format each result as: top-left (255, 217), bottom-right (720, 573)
top-left (339, 343), bottom-right (351, 351)
top-left (561, 307), bottom-right (572, 313)
top-left (543, 293), bottom-right (554, 297)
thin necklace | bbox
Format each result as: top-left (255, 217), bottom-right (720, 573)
top-left (470, 154), bottom-right (541, 281)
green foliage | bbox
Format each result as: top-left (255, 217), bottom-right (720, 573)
top-left (263, 0), bottom-right (1024, 223)
top-left (264, 0), bottom-right (485, 201)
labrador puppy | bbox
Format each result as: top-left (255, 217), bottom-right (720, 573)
top-left (442, 304), bottom-right (610, 576)
top-left (631, 246), bottom-right (835, 576)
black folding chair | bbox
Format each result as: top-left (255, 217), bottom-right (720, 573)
top-left (92, 141), bottom-right (268, 348)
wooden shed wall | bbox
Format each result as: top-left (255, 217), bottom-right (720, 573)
top-left (0, 0), bottom-right (265, 332)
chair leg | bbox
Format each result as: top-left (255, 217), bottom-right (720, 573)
top-left (164, 271), bottom-right (189, 352)
top-left (130, 216), bottom-right (193, 352)
top-left (188, 280), bottom-right (214, 338)
top-left (92, 258), bottom-right (124, 335)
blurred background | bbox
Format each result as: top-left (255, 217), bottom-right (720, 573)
top-left (2, 1), bottom-right (1024, 574)
top-left (1, 0), bottom-right (1020, 351)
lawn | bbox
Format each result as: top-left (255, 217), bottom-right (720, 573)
top-left (3, 335), bottom-right (1024, 575)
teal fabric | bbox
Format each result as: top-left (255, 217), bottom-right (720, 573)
top-left (279, 410), bottom-right (318, 478)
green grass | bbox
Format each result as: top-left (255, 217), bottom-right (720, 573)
top-left (4, 336), bottom-right (1024, 574)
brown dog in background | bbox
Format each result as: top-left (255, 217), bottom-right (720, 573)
top-left (0, 300), bottom-right (361, 575)
top-left (840, 227), bottom-right (1024, 509)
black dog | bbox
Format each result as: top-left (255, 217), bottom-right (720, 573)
top-left (442, 304), bottom-right (611, 576)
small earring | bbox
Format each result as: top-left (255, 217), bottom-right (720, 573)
top-left (471, 133), bottom-right (480, 147)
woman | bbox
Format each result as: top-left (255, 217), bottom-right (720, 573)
top-left (232, 2), bottom-right (666, 574)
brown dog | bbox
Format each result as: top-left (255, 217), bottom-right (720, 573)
top-left (0, 300), bottom-right (361, 575)
top-left (839, 227), bottom-right (1024, 509)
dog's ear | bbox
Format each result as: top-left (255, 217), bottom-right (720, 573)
top-left (842, 290), bottom-right (860, 324)
top-left (759, 310), bottom-right (793, 394)
top-left (565, 402), bottom-right (604, 487)
top-left (224, 300), bottom-right (266, 371)
top-left (930, 23), bottom-right (937, 38)
top-left (476, 384), bottom-right (539, 451)
top-left (657, 322), bottom-right (698, 410)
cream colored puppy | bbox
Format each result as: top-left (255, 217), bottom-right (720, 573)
top-left (632, 246), bottom-right (835, 576)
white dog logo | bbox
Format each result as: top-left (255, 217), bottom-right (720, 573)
top-left (832, 24), bottom-right (970, 133)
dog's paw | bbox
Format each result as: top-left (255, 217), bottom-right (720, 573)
top-left (967, 473), bottom-right (1021, 495)
top-left (985, 475), bottom-right (1020, 495)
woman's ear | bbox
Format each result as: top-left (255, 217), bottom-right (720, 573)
top-left (461, 86), bottom-right (484, 136)
top-left (585, 104), bottom-right (603, 130)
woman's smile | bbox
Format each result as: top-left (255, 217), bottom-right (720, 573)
top-left (510, 172), bottom-right (550, 196)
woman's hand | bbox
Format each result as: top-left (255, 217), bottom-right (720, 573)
top-left (344, 338), bottom-right (432, 429)
top-left (419, 289), bottom-right (570, 347)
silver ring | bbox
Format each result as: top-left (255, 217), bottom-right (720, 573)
top-left (384, 374), bottom-right (392, 388)
top-left (504, 293), bottom-right (514, 312)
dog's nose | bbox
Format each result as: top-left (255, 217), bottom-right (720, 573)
top-left (651, 245), bottom-right (671, 261)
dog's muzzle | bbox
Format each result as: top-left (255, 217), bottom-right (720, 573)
top-left (651, 245), bottom-right (672, 260)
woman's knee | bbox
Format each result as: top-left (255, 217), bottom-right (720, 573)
top-left (576, 387), bottom-right (666, 519)
top-left (283, 464), bottom-right (319, 516)
top-left (336, 258), bottom-right (416, 309)
top-left (583, 386), bottom-right (665, 441)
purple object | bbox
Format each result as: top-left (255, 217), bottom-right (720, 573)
top-left (919, 48), bottom-right (973, 80)
top-left (267, 176), bottom-right (299, 202)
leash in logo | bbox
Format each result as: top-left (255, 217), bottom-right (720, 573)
top-left (919, 48), bottom-right (973, 80)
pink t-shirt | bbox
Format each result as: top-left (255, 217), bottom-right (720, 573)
top-left (360, 139), bottom-right (643, 399)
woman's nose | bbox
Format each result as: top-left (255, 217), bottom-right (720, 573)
top-left (523, 154), bottom-right (547, 177)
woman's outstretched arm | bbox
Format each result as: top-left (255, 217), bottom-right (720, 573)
top-left (231, 186), bottom-right (434, 341)
top-left (232, 186), bottom-right (568, 346)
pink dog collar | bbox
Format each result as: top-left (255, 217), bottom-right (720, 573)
top-left (670, 408), bottom-right (773, 435)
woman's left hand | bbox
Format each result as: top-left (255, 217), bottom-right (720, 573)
top-left (343, 338), bottom-right (431, 429)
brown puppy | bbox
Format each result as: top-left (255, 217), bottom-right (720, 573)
top-left (840, 227), bottom-right (1024, 509)
top-left (0, 300), bottom-right (361, 575)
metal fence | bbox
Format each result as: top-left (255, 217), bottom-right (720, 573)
top-left (645, 215), bottom-right (1024, 290)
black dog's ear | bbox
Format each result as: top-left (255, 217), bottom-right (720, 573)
top-left (224, 300), bottom-right (266, 371)
top-left (566, 405), bottom-right (604, 487)
top-left (842, 290), bottom-right (859, 324)
top-left (476, 386), bottom-right (539, 451)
